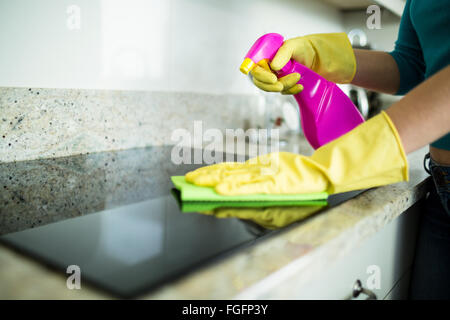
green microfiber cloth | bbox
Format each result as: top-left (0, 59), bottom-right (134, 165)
top-left (171, 176), bottom-right (328, 211)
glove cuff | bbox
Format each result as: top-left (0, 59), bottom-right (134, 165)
top-left (311, 111), bottom-right (409, 194)
top-left (381, 111), bottom-right (409, 182)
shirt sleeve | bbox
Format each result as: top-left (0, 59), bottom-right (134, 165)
top-left (388, 0), bottom-right (426, 95)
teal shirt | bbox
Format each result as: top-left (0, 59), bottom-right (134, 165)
top-left (389, 0), bottom-right (450, 150)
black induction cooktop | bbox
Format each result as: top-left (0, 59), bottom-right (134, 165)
top-left (0, 146), bottom-right (364, 298)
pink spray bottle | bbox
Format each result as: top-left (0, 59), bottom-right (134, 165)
top-left (240, 33), bottom-right (364, 149)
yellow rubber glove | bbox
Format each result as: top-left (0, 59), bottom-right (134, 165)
top-left (251, 33), bottom-right (356, 95)
top-left (199, 206), bottom-right (322, 229)
top-left (250, 59), bottom-right (303, 95)
top-left (185, 111), bottom-right (408, 195)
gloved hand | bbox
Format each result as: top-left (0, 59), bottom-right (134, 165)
top-left (251, 33), bottom-right (356, 95)
top-left (185, 111), bottom-right (408, 195)
top-left (199, 206), bottom-right (323, 229)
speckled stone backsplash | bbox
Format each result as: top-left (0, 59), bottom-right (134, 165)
top-left (0, 146), bottom-right (245, 235)
top-left (0, 87), bottom-right (257, 163)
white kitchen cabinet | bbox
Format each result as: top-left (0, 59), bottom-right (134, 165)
top-left (293, 201), bottom-right (422, 300)
top-left (319, 0), bottom-right (374, 10)
top-left (320, 0), bottom-right (406, 16)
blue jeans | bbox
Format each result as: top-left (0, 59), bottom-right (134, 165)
top-left (425, 153), bottom-right (450, 215)
top-left (409, 154), bottom-right (450, 299)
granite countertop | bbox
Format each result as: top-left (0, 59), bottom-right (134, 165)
top-left (0, 142), bottom-right (430, 299)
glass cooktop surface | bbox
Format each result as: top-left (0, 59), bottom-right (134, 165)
top-left (0, 146), bottom-right (364, 297)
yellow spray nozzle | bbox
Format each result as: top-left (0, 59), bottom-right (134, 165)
top-left (240, 58), bottom-right (255, 75)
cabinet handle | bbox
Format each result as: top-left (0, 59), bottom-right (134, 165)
top-left (352, 279), bottom-right (377, 300)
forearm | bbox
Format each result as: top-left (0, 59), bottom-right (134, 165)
top-left (351, 49), bottom-right (400, 94)
top-left (386, 65), bottom-right (450, 154)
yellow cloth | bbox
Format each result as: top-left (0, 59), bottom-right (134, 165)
top-left (251, 33), bottom-right (356, 94)
top-left (185, 112), bottom-right (408, 195)
top-left (200, 206), bottom-right (323, 229)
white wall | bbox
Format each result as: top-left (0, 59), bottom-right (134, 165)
top-left (0, 0), bottom-right (344, 94)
